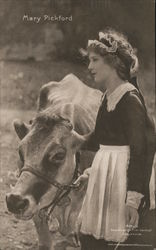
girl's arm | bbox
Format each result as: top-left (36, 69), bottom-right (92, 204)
top-left (120, 91), bottom-right (147, 209)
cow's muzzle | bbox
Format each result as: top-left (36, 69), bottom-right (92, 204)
top-left (6, 193), bottom-right (29, 214)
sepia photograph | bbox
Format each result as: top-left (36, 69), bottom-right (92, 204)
top-left (0, 0), bottom-right (155, 249)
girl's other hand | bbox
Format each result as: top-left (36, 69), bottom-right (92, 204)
top-left (125, 205), bottom-right (139, 231)
top-left (73, 173), bottom-right (89, 188)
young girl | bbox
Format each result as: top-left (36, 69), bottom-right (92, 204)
top-left (74, 29), bottom-right (155, 250)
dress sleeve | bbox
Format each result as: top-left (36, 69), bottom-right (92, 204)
top-left (120, 92), bottom-right (147, 195)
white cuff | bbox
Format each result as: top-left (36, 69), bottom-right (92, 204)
top-left (126, 191), bottom-right (144, 209)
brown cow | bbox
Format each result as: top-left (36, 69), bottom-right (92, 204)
top-left (6, 74), bottom-right (102, 250)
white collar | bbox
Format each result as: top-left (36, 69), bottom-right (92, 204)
top-left (102, 82), bottom-right (137, 112)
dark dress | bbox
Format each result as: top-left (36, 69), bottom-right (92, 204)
top-left (80, 89), bottom-right (155, 250)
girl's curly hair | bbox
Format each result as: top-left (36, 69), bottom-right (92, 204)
top-left (87, 28), bottom-right (139, 81)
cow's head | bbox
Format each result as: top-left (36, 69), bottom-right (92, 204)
top-left (6, 112), bottom-right (84, 220)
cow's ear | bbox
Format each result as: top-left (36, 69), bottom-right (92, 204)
top-left (71, 130), bottom-right (85, 150)
top-left (13, 119), bottom-right (30, 140)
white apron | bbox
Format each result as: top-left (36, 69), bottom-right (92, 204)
top-left (80, 145), bottom-right (130, 242)
top-left (80, 145), bottom-right (155, 243)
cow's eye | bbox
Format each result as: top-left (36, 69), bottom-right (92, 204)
top-left (43, 148), bottom-right (66, 170)
top-left (53, 152), bottom-right (65, 160)
top-left (48, 149), bottom-right (66, 164)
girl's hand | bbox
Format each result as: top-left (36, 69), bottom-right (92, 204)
top-left (73, 172), bottom-right (89, 188)
top-left (125, 205), bottom-right (139, 230)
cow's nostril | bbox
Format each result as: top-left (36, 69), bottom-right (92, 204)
top-left (16, 198), bottom-right (29, 210)
top-left (6, 194), bottom-right (29, 214)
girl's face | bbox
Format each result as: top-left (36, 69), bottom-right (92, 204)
top-left (88, 51), bottom-right (114, 90)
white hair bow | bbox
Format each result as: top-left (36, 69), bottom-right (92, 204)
top-left (87, 32), bottom-right (118, 53)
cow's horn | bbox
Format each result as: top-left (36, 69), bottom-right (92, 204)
top-left (71, 130), bottom-right (85, 150)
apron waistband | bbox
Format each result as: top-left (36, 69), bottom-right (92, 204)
top-left (99, 145), bottom-right (130, 152)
